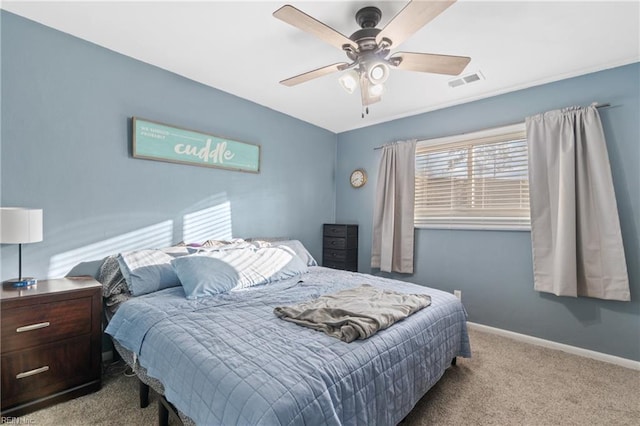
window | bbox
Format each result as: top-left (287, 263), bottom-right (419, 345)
top-left (414, 123), bottom-right (529, 230)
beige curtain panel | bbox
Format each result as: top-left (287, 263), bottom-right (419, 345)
top-left (371, 140), bottom-right (417, 274)
top-left (526, 106), bottom-right (630, 301)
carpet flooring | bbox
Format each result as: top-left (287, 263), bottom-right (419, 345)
top-left (15, 327), bottom-right (640, 425)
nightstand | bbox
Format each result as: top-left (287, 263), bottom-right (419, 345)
top-left (1, 277), bottom-right (102, 417)
top-left (322, 224), bottom-right (358, 272)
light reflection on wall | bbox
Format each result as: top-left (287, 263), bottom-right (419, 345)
top-left (182, 202), bottom-right (232, 243)
top-left (47, 220), bottom-right (173, 278)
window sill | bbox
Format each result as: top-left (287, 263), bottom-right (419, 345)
top-left (415, 224), bottom-right (531, 232)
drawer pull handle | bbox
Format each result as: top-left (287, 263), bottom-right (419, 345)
top-left (16, 322), bottom-right (50, 333)
top-left (16, 366), bottom-right (49, 379)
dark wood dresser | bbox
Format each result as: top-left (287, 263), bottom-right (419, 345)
top-left (1, 277), bottom-right (102, 417)
top-left (322, 224), bottom-right (358, 272)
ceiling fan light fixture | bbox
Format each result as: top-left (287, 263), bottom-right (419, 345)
top-left (368, 83), bottom-right (384, 97)
top-left (339, 71), bottom-right (359, 94)
top-left (367, 62), bottom-right (389, 85)
top-left (273, 2), bottom-right (470, 114)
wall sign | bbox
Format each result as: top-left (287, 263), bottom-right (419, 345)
top-left (132, 117), bottom-right (260, 173)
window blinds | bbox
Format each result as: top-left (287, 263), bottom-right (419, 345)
top-left (414, 125), bottom-right (530, 230)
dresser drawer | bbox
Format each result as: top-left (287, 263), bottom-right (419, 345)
top-left (1, 297), bottom-right (92, 353)
top-left (323, 249), bottom-right (357, 262)
top-left (323, 237), bottom-right (347, 250)
top-left (323, 248), bottom-right (346, 261)
top-left (323, 260), bottom-right (346, 270)
top-left (323, 224), bottom-right (347, 237)
top-left (322, 224), bottom-right (359, 272)
top-left (323, 260), bottom-right (358, 272)
top-left (1, 335), bottom-right (93, 408)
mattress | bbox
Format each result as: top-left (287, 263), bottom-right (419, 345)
top-left (106, 266), bottom-right (471, 425)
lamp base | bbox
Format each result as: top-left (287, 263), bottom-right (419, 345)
top-left (4, 277), bottom-right (38, 288)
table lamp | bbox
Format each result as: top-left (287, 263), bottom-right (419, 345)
top-left (0, 207), bottom-right (43, 287)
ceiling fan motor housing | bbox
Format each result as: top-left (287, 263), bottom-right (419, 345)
top-left (355, 6), bottom-right (381, 28)
top-left (349, 6), bottom-right (384, 54)
top-left (349, 27), bottom-right (381, 53)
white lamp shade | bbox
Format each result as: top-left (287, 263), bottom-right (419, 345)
top-left (0, 208), bottom-right (43, 244)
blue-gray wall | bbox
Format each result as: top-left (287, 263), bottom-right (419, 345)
top-left (1, 12), bottom-right (336, 280)
top-left (336, 62), bottom-right (640, 361)
top-left (2, 11), bottom-right (638, 362)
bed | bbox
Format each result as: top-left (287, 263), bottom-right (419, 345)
top-left (102, 240), bottom-right (471, 425)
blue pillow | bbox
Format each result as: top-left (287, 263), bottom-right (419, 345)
top-left (171, 254), bottom-right (240, 299)
top-left (117, 246), bottom-right (189, 296)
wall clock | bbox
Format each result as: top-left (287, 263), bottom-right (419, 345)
top-left (350, 169), bottom-right (367, 188)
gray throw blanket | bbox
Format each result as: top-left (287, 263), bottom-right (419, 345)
top-left (274, 284), bottom-right (431, 342)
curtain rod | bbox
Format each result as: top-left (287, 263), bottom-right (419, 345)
top-left (373, 102), bottom-right (612, 150)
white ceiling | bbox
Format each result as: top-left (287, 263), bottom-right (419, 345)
top-left (3, 1), bottom-right (639, 133)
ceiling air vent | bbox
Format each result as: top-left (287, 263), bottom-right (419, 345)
top-left (448, 71), bottom-right (484, 88)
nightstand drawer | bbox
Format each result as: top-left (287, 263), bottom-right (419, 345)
top-left (1, 297), bottom-right (92, 353)
top-left (1, 277), bottom-right (102, 416)
top-left (1, 335), bottom-right (93, 408)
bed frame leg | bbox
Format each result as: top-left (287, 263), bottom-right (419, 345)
top-left (140, 379), bottom-right (150, 408)
top-left (159, 394), bottom-right (184, 426)
top-left (158, 397), bottom-right (169, 426)
top-left (451, 357), bottom-right (457, 366)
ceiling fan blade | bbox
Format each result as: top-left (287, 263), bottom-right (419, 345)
top-left (390, 52), bottom-right (470, 75)
top-left (274, 5), bottom-right (358, 51)
top-left (360, 74), bottom-right (382, 107)
top-left (376, 0), bottom-right (457, 48)
top-left (280, 62), bottom-right (349, 87)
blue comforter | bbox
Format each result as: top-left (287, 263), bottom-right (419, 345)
top-left (106, 267), bottom-right (471, 425)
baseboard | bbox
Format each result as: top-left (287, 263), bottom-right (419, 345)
top-left (467, 322), bottom-right (640, 371)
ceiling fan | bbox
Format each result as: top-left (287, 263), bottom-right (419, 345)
top-left (273, 0), bottom-right (471, 116)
